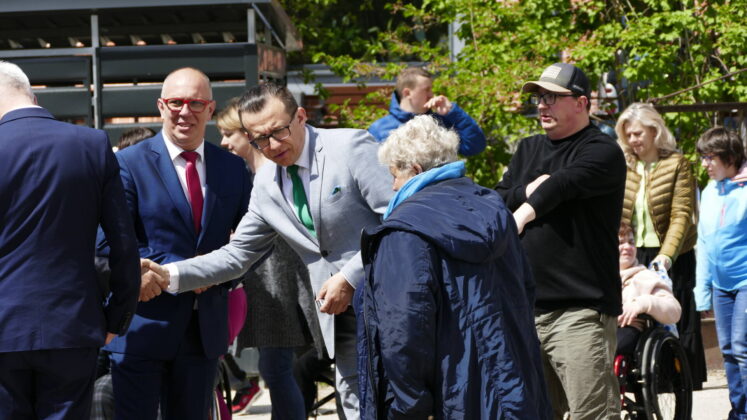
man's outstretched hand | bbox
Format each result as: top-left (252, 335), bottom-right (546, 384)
top-left (139, 259), bottom-right (170, 302)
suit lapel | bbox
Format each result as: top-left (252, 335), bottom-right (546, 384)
top-left (200, 144), bottom-right (219, 245)
top-left (308, 127), bottom-right (324, 241)
top-left (149, 135), bottom-right (194, 237)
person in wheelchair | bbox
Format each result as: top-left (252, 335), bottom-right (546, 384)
top-left (618, 223), bottom-right (682, 356)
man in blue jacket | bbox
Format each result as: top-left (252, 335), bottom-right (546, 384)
top-left (0, 60), bottom-right (140, 419)
top-left (103, 68), bottom-right (251, 420)
top-left (368, 67), bottom-right (486, 156)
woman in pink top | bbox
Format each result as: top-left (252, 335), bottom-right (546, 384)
top-left (617, 223), bottom-right (682, 355)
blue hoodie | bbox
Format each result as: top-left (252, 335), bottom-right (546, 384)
top-left (356, 176), bottom-right (551, 419)
top-left (368, 92), bottom-right (487, 156)
top-left (694, 164), bottom-right (747, 310)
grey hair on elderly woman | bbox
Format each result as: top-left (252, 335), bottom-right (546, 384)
top-left (378, 114), bottom-right (461, 191)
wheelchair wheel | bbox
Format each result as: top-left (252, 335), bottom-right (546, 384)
top-left (637, 328), bottom-right (692, 420)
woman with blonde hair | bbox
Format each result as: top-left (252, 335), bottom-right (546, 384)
top-left (615, 102), bottom-right (706, 388)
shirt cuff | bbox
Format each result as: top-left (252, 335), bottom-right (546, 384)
top-left (165, 263), bottom-right (180, 294)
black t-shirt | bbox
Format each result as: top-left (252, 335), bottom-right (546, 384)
top-left (496, 124), bottom-right (626, 315)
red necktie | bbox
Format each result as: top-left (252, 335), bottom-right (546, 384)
top-left (181, 151), bottom-right (203, 234)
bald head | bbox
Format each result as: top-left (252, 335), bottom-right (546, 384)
top-left (161, 68), bottom-right (212, 99)
top-left (157, 67), bottom-right (215, 151)
top-left (0, 61), bottom-right (36, 118)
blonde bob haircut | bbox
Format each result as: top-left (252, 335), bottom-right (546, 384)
top-left (615, 102), bottom-right (677, 168)
top-left (215, 97), bottom-right (242, 132)
top-left (378, 115), bottom-right (460, 173)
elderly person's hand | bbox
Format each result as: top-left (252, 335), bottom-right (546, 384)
top-left (618, 299), bottom-right (645, 327)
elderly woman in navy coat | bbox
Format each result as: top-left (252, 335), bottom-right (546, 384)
top-left (356, 115), bottom-right (551, 419)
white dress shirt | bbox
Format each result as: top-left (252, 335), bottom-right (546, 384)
top-left (162, 133), bottom-right (206, 203)
top-left (162, 134), bottom-right (206, 295)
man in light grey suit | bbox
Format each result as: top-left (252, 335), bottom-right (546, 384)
top-left (156, 83), bottom-right (393, 418)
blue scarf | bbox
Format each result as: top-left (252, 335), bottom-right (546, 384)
top-left (384, 161), bottom-right (466, 219)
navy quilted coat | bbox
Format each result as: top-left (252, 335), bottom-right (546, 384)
top-left (356, 177), bottom-right (551, 419)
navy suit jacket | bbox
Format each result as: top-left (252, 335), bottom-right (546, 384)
top-left (102, 132), bottom-right (251, 360)
top-left (0, 107), bottom-right (140, 352)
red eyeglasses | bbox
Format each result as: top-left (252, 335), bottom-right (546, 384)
top-left (160, 97), bottom-right (212, 113)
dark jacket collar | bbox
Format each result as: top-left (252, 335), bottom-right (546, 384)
top-left (0, 106), bottom-right (55, 125)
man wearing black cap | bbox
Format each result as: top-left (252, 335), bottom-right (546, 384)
top-left (495, 63), bottom-right (626, 419)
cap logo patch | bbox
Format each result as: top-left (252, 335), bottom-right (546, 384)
top-left (541, 65), bottom-right (562, 79)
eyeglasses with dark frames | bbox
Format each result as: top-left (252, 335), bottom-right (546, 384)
top-left (529, 92), bottom-right (578, 106)
top-left (701, 154), bottom-right (716, 163)
top-left (240, 109), bottom-right (297, 150)
top-left (161, 97), bottom-right (212, 113)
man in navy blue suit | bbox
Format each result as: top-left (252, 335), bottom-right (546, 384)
top-left (0, 61), bottom-right (141, 419)
top-left (103, 67), bottom-right (251, 419)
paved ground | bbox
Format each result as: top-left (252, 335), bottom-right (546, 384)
top-left (235, 382), bottom-right (337, 419)
top-left (236, 370), bottom-right (731, 419)
top-left (692, 369), bottom-right (730, 420)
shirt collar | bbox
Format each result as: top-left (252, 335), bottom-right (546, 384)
top-left (163, 131), bottom-right (205, 162)
top-left (290, 125), bottom-right (311, 170)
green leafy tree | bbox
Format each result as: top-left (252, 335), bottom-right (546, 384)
top-left (284, 0), bottom-right (747, 187)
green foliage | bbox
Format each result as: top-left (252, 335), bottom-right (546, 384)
top-left (283, 0), bottom-right (747, 188)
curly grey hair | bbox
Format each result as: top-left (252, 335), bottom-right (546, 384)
top-left (378, 114), bottom-right (460, 173)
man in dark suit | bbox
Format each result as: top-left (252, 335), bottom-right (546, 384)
top-left (0, 61), bottom-right (140, 419)
top-left (102, 67), bottom-right (251, 419)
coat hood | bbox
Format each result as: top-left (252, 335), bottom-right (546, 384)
top-left (387, 92), bottom-right (416, 123)
top-left (365, 177), bottom-right (513, 264)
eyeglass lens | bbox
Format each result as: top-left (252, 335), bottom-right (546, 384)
top-left (251, 127), bottom-right (291, 150)
top-left (165, 98), bottom-right (207, 112)
top-left (530, 93), bottom-right (559, 105)
top-left (250, 112), bottom-right (296, 150)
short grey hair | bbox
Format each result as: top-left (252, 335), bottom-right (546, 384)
top-left (378, 115), bottom-right (460, 172)
top-left (615, 102), bottom-right (677, 168)
top-left (0, 60), bottom-right (34, 99)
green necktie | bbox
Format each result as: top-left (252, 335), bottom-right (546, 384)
top-left (288, 165), bottom-right (316, 237)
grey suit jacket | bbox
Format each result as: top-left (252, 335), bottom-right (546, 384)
top-left (174, 125), bottom-right (393, 356)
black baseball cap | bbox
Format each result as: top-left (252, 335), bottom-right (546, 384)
top-left (522, 63), bottom-right (591, 98)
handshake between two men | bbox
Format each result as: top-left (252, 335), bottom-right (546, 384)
top-left (138, 259), bottom-right (170, 302)
top-left (136, 258), bottom-right (353, 316)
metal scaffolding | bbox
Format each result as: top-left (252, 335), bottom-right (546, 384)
top-left (0, 0), bottom-right (301, 144)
